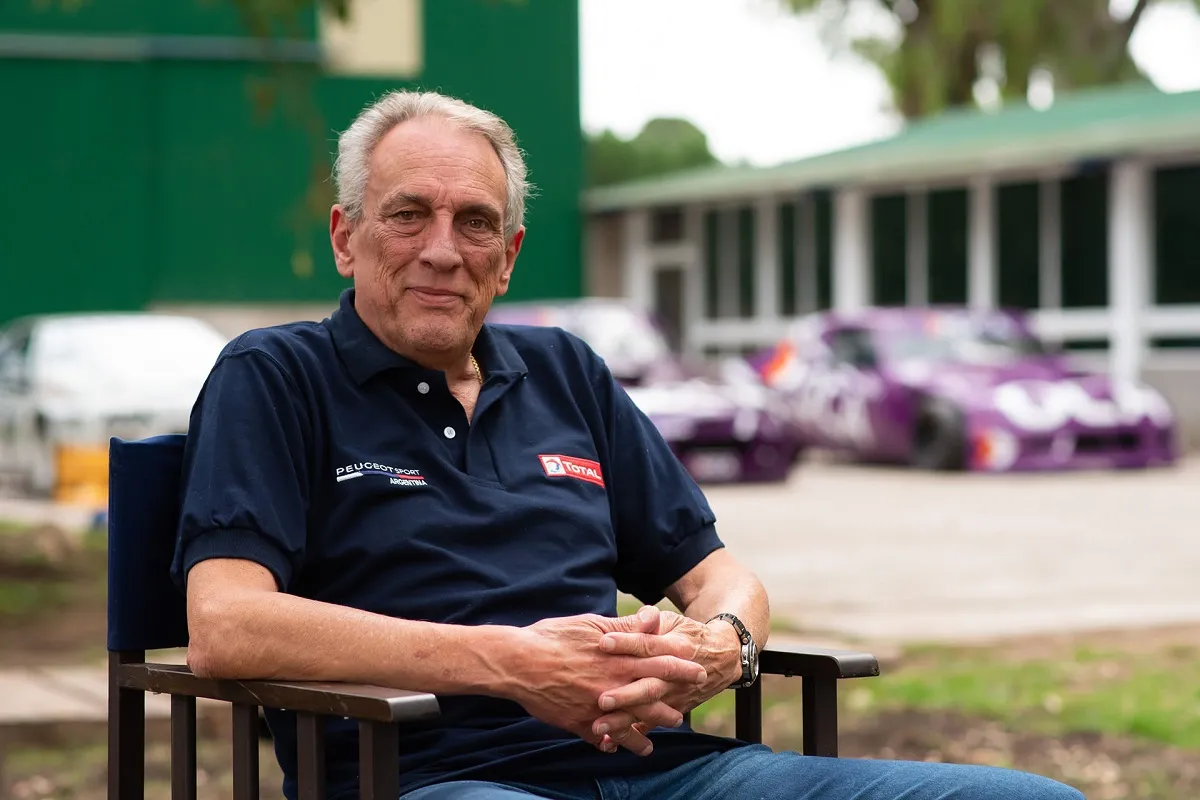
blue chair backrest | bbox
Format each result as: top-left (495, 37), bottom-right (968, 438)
top-left (106, 434), bottom-right (190, 653)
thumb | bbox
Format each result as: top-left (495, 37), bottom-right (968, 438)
top-left (612, 604), bottom-right (660, 633)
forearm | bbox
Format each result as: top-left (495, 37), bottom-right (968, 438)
top-left (667, 551), bottom-right (771, 686)
top-left (681, 577), bottom-right (770, 652)
top-left (187, 590), bottom-right (523, 698)
top-left (673, 553), bottom-right (770, 651)
top-left (681, 571), bottom-right (770, 657)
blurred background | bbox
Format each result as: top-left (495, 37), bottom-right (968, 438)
top-left (1, 0), bottom-right (1199, 797)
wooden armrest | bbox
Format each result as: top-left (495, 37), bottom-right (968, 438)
top-left (760, 643), bottom-right (880, 679)
top-left (116, 662), bottom-right (441, 723)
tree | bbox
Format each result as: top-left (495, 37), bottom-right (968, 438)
top-left (779, 0), bottom-right (1191, 118)
top-left (587, 118), bottom-right (721, 187)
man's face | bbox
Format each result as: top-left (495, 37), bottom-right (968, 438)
top-left (330, 116), bottom-right (524, 362)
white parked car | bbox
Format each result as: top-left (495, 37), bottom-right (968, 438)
top-left (0, 312), bottom-right (229, 495)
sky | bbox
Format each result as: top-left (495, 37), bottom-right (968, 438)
top-left (580, 0), bottom-right (1200, 167)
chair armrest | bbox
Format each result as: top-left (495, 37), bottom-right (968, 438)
top-left (760, 643), bottom-right (880, 679)
top-left (116, 662), bottom-right (441, 723)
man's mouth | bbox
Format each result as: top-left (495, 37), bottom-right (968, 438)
top-left (409, 287), bottom-right (462, 307)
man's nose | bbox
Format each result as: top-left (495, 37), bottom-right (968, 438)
top-left (420, 214), bottom-right (464, 271)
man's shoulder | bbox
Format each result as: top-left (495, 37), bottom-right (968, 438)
top-left (219, 320), bottom-right (333, 368)
top-left (486, 322), bottom-right (605, 384)
top-left (487, 322), bottom-right (594, 363)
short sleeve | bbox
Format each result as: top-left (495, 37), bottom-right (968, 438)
top-left (170, 346), bottom-right (313, 594)
top-left (590, 363), bottom-right (724, 605)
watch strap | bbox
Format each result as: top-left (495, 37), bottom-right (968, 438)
top-left (707, 613), bottom-right (757, 688)
top-left (708, 612), bottom-right (752, 646)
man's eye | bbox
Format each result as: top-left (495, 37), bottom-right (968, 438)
top-left (394, 210), bottom-right (418, 222)
top-left (467, 218), bottom-right (489, 230)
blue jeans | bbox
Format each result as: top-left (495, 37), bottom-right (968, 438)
top-left (398, 744), bottom-right (1084, 800)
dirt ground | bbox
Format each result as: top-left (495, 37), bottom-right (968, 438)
top-left (0, 547), bottom-right (107, 668)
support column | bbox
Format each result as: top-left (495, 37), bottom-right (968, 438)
top-left (798, 194), bottom-right (819, 313)
top-left (1038, 178), bottom-right (1062, 310)
top-left (719, 207), bottom-right (740, 318)
top-left (906, 189), bottom-right (928, 306)
top-left (833, 188), bottom-right (870, 311)
top-left (620, 209), bottom-right (652, 310)
top-left (754, 198), bottom-right (780, 320)
top-left (682, 204), bottom-right (706, 357)
top-left (968, 177), bottom-right (996, 309)
top-left (1108, 160), bottom-right (1151, 384)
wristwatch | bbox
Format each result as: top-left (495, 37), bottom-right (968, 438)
top-left (708, 613), bottom-right (760, 689)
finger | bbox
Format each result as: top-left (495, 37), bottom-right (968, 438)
top-left (621, 605), bottom-right (660, 634)
top-left (594, 702), bottom-right (683, 738)
top-left (601, 717), bottom-right (655, 757)
top-left (600, 630), bottom-right (693, 658)
top-left (597, 677), bottom-right (669, 712)
top-left (593, 709), bottom-right (638, 738)
top-left (626, 654), bottom-right (707, 684)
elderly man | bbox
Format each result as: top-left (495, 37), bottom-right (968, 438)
top-left (172, 90), bottom-right (1082, 800)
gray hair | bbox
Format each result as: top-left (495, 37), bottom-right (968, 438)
top-left (333, 90), bottom-right (532, 240)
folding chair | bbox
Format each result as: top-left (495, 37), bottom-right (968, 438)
top-left (106, 434), bottom-right (879, 799)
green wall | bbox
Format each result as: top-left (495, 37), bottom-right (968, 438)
top-left (0, 0), bottom-right (582, 324)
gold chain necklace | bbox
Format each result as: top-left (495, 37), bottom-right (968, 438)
top-left (469, 353), bottom-right (483, 384)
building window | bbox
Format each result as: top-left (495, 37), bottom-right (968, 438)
top-left (813, 190), bottom-right (833, 310)
top-left (927, 188), bottom-right (968, 304)
top-left (779, 202), bottom-right (798, 315)
top-left (870, 194), bottom-right (907, 306)
top-left (650, 206), bottom-right (685, 243)
top-left (737, 206), bottom-right (755, 318)
top-left (997, 181), bottom-right (1040, 309)
top-left (703, 210), bottom-right (720, 319)
top-left (1060, 169), bottom-right (1109, 308)
top-left (1154, 163), bottom-right (1200, 305)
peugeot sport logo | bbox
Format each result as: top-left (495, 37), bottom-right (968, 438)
top-left (335, 461), bottom-right (428, 488)
top-left (538, 454), bottom-right (605, 487)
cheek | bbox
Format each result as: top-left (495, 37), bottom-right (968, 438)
top-left (467, 248), bottom-right (507, 291)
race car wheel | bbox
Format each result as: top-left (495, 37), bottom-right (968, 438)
top-left (911, 397), bottom-right (967, 471)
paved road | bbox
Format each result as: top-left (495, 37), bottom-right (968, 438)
top-left (703, 457), bottom-right (1200, 645)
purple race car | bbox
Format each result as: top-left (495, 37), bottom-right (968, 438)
top-left (485, 299), bottom-right (803, 483)
top-left (752, 307), bottom-right (1177, 472)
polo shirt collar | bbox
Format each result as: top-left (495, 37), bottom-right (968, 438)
top-left (328, 287), bottom-right (527, 385)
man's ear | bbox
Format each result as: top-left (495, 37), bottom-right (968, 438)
top-left (495, 226), bottom-right (525, 297)
top-left (330, 205), bottom-right (355, 278)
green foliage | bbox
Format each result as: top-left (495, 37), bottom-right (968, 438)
top-left (845, 642), bottom-right (1200, 748)
top-left (779, 0), bottom-right (1196, 118)
top-left (587, 118), bottom-right (721, 187)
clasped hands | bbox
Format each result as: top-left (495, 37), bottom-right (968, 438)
top-left (513, 605), bottom-right (741, 758)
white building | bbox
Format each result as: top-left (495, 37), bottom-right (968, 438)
top-left (583, 83), bottom-right (1200, 441)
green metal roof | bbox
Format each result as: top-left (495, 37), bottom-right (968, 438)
top-left (584, 82), bottom-right (1200, 212)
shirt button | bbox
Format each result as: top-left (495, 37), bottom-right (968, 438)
top-left (417, 381), bottom-right (430, 394)
top-left (443, 426), bottom-right (456, 439)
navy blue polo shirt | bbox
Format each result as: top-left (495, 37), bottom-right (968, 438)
top-left (172, 288), bottom-right (745, 799)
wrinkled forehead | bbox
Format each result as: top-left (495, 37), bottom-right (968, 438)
top-left (367, 117), bottom-right (507, 209)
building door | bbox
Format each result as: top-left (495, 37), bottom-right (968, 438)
top-left (653, 266), bottom-right (685, 354)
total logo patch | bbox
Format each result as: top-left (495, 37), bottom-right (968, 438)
top-left (538, 454), bottom-right (605, 488)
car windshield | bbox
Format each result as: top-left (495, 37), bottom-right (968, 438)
top-left (569, 307), bottom-right (672, 367)
top-left (33, 316), bottom-right (228, 390)
top-left (881, 317), bottom-right (1047, 365)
